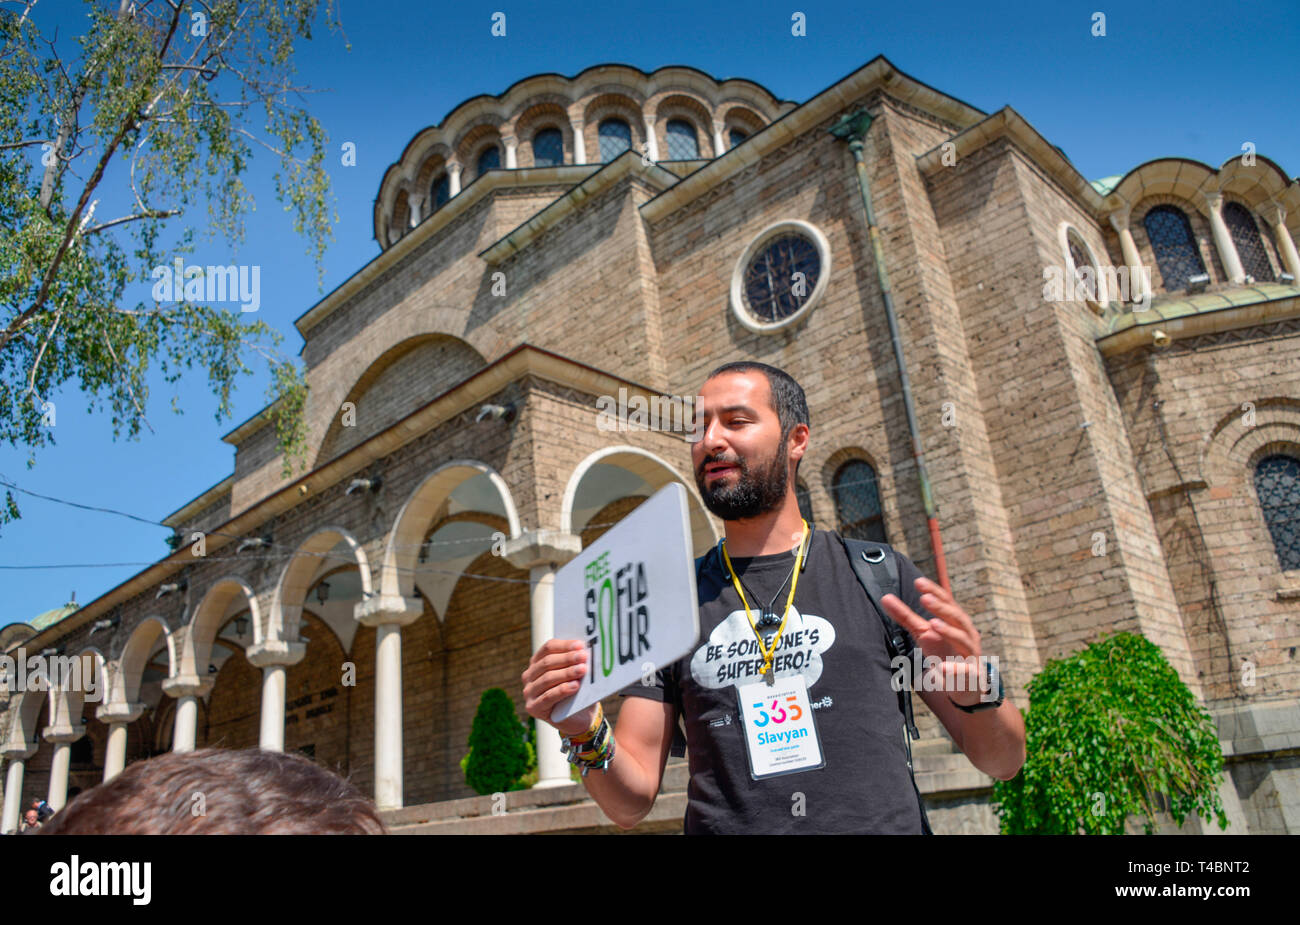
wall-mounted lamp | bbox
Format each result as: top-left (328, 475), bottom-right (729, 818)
top-left (475, 402), bottom-right (516, 424)
top-left (208, 664), bottom-right (218, 674)
top-left (1151, 329), bottom-right (1171, 349)
top-left (236, 535), bottom-right (271, 554)
top-left (315, 582), bottom-right (331, 605)
top-left (346, 476), bottom-right (383, 495)
top-left (233, 616), bottom-right (249, 637)
top-left (418, 540), bottom-right (431, 564)
top-left (155, 581), bottom-right (187, 599)
top-left (88, 616), bottom-right (120, 636)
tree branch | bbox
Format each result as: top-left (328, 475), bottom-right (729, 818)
top-left (0, 2), bottom-right (185, 353)
top-left (84, 207), bottom-right (181, 236)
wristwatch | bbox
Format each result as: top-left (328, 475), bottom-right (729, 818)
top-left (949, 660), bottom-right (1004, 713)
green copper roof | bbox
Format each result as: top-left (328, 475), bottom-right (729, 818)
top-left (1090, 175), bottom-right (1122, 196)
top-left (1099, 281), bottom-right (1300, 338)
top-left (28, 603), bottom-right (78, 632)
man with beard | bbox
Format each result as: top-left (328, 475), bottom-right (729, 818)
top-left (521, 362), bottom-right (1025, 833)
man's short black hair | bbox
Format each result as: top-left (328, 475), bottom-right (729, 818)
top-left (704, 362), bottom-right (810, 479)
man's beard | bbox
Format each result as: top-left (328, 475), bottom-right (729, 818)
top-left (696, 439), bottom-right (789, 521)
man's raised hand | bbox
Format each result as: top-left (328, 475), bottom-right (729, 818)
top-left (880, 576), bottom-right (989, 705)
top-left (521, 638), bottom-right (598, 737)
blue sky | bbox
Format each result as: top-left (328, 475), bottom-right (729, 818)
top-left (2, 0), bottom-right (1297, 623)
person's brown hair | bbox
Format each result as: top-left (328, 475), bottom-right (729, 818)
top-left (40, 748), bottom-right (386, 835)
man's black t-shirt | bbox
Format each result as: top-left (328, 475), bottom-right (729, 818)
top-left (620, 527), bottom-right (937, 834)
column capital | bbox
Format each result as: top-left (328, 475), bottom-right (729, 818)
top-left (354, 594), bottom-right (423, 628)
top-left (245, 640), bottom-right (308, 669)
top-left (502, 530), bottom-right (583, 571)
top-left (95, 702), bottom-right (147, 725)
top-left (160, 675), bottom-right (214, 699)
top-left (447, 160), bottom-right (462, 177)
top-left (42, 725), bottom-right (84, 744)
top-left (1258, 201), bottom-right (1286, 227)
top-left (1, 743), bottom-right (37, 761)
top-left (1204, 190), bottom-right (1225, 211)
top-left (1107, 205), bottom-right (1132, 232)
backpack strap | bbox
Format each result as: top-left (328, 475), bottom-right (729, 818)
top-left (840, 535), bottom-right (935, 835)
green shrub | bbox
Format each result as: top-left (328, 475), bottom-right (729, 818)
top-left (991, 631), bottom-right (1228, 834)
top-left (462, 688), bottom-right (532, 795)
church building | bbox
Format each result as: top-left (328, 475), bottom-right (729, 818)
top-left (3, 56), bottom-right (1298, 834)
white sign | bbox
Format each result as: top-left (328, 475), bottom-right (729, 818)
top-left (549, 482), bottom-right (701, 722)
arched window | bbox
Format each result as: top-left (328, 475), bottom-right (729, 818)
top-left (832, 460), bottom-right (886, 543)
top-left (431, 173), bottom-right (450, 213)
top-left (476, 146), bottom-right (500, 177)
top-left (1067, 231), bottom-right (1096, 302)
top-left (1223, 202), bottom-right (1276, 282)
top-left (533, 128), bottom-right (563, 167)
top-left (598, 118), bottom-right (632, 161)
top-left (728, 127), bottom-right (748, 150)
top-left (1143, 205), bottom-right (1206, 291)
top-left (665, 119), bottom-right (699, 159)
top-left (795, 481), bottom-right (814, 525)
top-left (1254, 454), bottom-right (1300, 570)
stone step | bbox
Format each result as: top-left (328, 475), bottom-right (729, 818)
top-left (389, 793), bottom-right (688, 835)
top-left (380, 759), bottom-right (690, 829)
top-left (380, 751), bottom-right (989, 834)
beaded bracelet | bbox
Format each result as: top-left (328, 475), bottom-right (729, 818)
top-left (560, 715), bottom-right (615, 775)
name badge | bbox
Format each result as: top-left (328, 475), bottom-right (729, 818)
top-left (737, 674), bottom-right (824, 779)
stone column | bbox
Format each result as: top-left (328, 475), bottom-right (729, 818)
top-left (161, 676), bottom-right (214, 753)
top-left (1260, 202), bottom-right (1300, 280)
top-left (354, 595), bottom-right (423, 810)
top-left (246, 640), bottom-right (308, 752)
top-left (1, 744), bottom-right (37, 834)
top-left (712, 121), bottom-right (726, 157)
top-left (447, 161), bottom-right (462, 197)
top-left (642, 115), bottom-right (659, 162)
top-left (95, 702), bottom-right (146, 782)
top-left (569, 120), bottom-right (586, 165)
top-left (1108, 206), bottom-right (1151, 305)
top-left (43, 723), bottom-right (84, 811)
top-left (1205, 192), bottom-right (1246, 284)
top-left (504, 530), bottom-right (584, 789)
top-left (503, 136), bottom-right (518, 169)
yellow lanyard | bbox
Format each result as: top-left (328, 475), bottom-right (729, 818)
top-left (720, 519), bottom-right (809, 680)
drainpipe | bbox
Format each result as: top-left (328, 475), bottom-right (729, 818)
top-left (830, 108), bottom-right (951, 595)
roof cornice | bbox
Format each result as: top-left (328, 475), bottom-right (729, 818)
top-left (917, 106), bottom-right (1104, 214)
top-left (1096, 284), bottom-right (1300, 356)
top-left (295, 165), bottom-right (601, 338)
top-left (161, 475), bottom-right (234, 528)
top-left (479, 151), bottom-right (683, 264)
